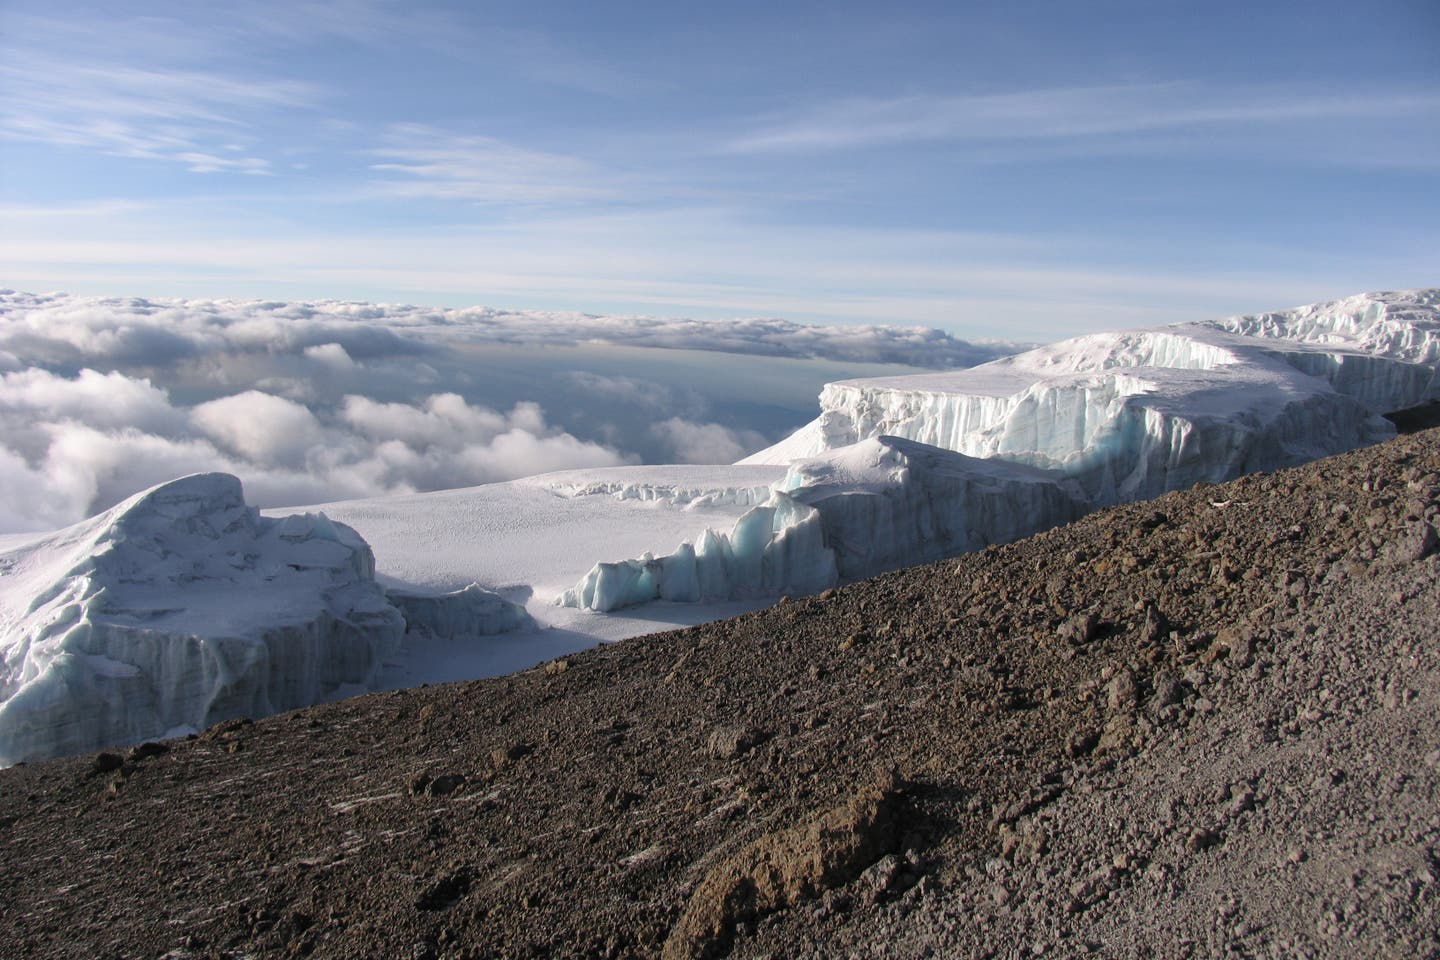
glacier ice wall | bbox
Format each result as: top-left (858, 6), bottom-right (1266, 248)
top-left (559, 492), bottom-right (837, 612)
top-left (740, 293), bottom-right (1440, 505)
top-left (560, 437), bottom-right (1082, 612)
top-left (778, 436), bottom-right (1083, 580)
top-left (561, 290), bottom-right (1438, 616)
top-left (0, 474), bottom-right (523, 766)
top-left (387, 583), bottom-right (533, 639)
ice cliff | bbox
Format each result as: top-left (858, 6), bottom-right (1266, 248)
top-left (740, 291), bottom-right (1439, 505)
top-left (0, 474), bottom-right (526, 766)
top-left (560, 437), bottom-right (1083, 612)
top-left (566, 290), bottom-right (1440, 612)
top-left (387, 584), bottom-right (534, 640)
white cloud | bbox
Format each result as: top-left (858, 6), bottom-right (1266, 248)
top-left (455, 426), bottom-right (629, 479)
top-left (0, 364), bottom-right (629, 532)
top-left (191, 391), bottom-right (328, 467)
top-left (0, 289), bottom-right (1022, 371)
top-left (368, 124), bottom-right (610, 205)
top-left (728, 83), bottom-right (1440, 155)
top-left (303, 343), bottom-right (355, 369)
top-left (0, 368), bottom-right (182, 435)
top-left (650, 417), bottom-right (769, 465)
top-left (341, 393), bottom-right (508, 446)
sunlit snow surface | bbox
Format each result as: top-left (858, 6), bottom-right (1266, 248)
top-left (276, 464), bottom-right (790, 683)
top-left (2, 289), bottom-right (1438, 764)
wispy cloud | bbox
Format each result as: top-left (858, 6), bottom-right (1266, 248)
top-left (367, 124), bottom-right (610, 204)
top-left (0, 199), bottom-right (151, 220)
top-left (0, 3), bottom-right (331, 177)
top-left (0, 50), bottom-right (323, 173)
top-left (728, 83), bottom-right (1440, 155)
top-left (218, 0), bottom-right (644, 96)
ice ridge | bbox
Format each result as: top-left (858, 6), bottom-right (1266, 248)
top-left (0, 474), bottom-right (526, 766)
top-left (739, 292), bottom-right (1440, 505)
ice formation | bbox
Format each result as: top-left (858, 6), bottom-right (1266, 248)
top-left (1208, 289), bottom-right (1440, 367)
top-left (776, 437), bottom-right (1083, 579)
top-left (561, 437), bottom-right (1083, 612)
top-left (740, 291), bottom-right (1440, 505)
top-left (6, 289), bottom-right (1440, 760)
top-left (558, 493), bottom-right (836, 612)
top-left (568, 291), bottom-right (1440, 612)
top-left (387, 584), bottom-right (533, 639)
top-left (0, 474), bottom-right (528, 766)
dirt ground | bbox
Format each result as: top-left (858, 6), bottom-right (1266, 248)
top-left (3, 428), bottom-right (1437, 960)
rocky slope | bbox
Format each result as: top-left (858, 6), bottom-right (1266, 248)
top-left (2, 429), bottom-right (1438, 960)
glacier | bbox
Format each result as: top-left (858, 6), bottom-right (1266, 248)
top-left (387, 583), bottom-right (534, 641)
top-left (290, 464), bottom-right (789, 599)
top-left (561, 437), bottom-right (1083, 612)
top-left (567, 290), bottom-right (1440, 612)
top-left (0, 474), bottom-right (527, 766)
top-left (558, 492), bottom-right (837, 612)
top-left (739, 292), bottom-right (1440, 505)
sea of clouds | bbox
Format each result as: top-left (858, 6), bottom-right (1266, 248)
top-left (0, 290), bottom-right (1019, 532)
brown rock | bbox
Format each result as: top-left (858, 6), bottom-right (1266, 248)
top-left (661, 771), bottom-right (903, 960)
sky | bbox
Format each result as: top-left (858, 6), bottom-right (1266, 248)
top-left (2, 0), bottom-right (1437, 342)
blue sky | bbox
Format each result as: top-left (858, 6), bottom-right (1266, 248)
top-left (1, 0), bottom-right (1437, 341)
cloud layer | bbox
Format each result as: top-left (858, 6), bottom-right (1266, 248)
top-left (0, 289), bottom-right (1015, 532)
top-left (0, 367), bottom-right (628, 532)
top-left (0, 290), bottom-right (1021, 370)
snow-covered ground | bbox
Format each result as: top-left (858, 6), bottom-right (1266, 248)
top-left (2, 289), bottom-right (1437, 765)
top-left (280, 463), bottom-right (788, 688)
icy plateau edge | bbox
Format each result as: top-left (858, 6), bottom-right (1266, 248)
top-left (0, 475), bottom-right (528, 766)
top-left (563, 291), bottom-right (1440, 612)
